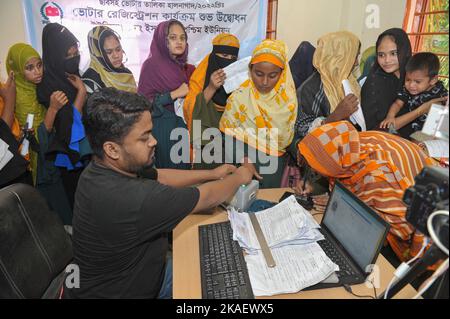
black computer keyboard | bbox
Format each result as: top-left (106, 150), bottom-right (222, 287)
top-left (317, 239), bottom-right (357, 277)
top-left (199, 222), bottom-right (255, 299)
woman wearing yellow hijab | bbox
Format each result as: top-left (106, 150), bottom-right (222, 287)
top-left (184, 33), bottom-right (239, 169)
top-left (295, 31), bottom-right (361, 140)
top-left (219, 39), bottom-right (298, 188)
top-left (82, 26), bottom-right (137, 93)
top-left (6, 43), bottom-right (47, 183)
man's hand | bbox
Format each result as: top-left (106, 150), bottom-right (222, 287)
top-left (240, 157), bottom-right (263, 181)
top-left (213, 164), bottom-right (237, 180)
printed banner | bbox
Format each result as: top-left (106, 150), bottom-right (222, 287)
top-left (22, 0), bottom-right (267, 81)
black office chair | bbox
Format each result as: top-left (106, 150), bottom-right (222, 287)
top-left (0, 183), bottom-right (73, 298)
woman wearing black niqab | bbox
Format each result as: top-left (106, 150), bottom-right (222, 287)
top-left (37, 23), bottom-right (90, 210)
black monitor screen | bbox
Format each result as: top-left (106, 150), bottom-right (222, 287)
top-left (323, 182), bottom-right (389, 270)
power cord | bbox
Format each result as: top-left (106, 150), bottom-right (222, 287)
top-left (427, 210), bottom-right (449, 256)
top-left (343, 284), bottom-right (376, 299)
top-left (384, 210), bottom-right (449, 299)
top-left (408, 210), bottom-right (450, 299)
top-left (383, 237), bottom-right (429, 299)
top-left (413, 258), bottom-right (449, 299)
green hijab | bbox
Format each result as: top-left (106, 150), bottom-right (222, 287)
top-left (6, 43), bottom-right (46, 130)
top-left (7, 43), bottom-right (47, 185)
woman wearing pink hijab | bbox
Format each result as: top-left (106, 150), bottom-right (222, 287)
top-left (138, 19), bottom-right (195, 169)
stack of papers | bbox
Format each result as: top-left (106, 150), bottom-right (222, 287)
top-left (228, 195), bottom-right (339, 296)
top-left (228, 195), bottom-right (324, 253)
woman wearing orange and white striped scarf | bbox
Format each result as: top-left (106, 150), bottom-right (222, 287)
top-left (298, 120), bottom-right (436, 262)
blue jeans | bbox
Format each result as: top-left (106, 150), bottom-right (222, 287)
top-left (157, 254), bottom-right (173, 299)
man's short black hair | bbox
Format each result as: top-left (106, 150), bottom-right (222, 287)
top-left (83, 87), bottom-right (153, 159)
top-left (406, 52), bottom-right (440, 78)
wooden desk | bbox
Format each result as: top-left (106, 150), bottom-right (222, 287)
top-left (173, 188), bottom-right (418, 299)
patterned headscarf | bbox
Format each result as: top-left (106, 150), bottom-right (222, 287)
top-left (85, 26), bottom-right (137, 92)
top-left (298, 121), bottom-right (436, 260)
top-left (219, 39), bottom-right (297, 156)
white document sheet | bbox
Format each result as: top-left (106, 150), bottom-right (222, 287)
top-left (245, 243), bottom-right (339, 296)
top-left (174, 98), bottom-right (186, 124)
top-left (228, 195), bottom-right (323, 254)
top-left (0, 138), bottom-right (14, 171)
top-left (342, 79), bottom-right (366, 131)
top-left (223, 56), bottom-right (252, 94)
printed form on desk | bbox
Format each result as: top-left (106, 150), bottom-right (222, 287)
top-left (246, 244), bottom-right (339, 296)
top-left (228, 196), bottom-right (324, 253)
top-left (227, 195), bottom-right (339, 296)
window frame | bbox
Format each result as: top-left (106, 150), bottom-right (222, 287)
top-left (266, 0), bottom-right (278, 39)
top-left (403, 0), bottom-right (449, 80)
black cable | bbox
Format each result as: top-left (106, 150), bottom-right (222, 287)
top-left (312, 212), bottom-right (324, 217)
top-left (343, 284), bottom-right (376, 299)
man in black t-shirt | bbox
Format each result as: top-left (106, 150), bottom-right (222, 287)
top-left (64, 88), bottom-right (260, 299)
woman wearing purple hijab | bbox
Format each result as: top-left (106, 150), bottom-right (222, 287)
top-left (138, 20), bottom-right (195, 169)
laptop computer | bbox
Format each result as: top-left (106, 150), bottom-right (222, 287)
top-left (305, 180), bottom-right (390, 290)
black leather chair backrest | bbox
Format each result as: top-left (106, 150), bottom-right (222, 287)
top-left (0, 184), bottom-right (73, 298)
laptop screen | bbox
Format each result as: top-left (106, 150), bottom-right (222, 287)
top-left (322, 181), bottom-right (389, 271)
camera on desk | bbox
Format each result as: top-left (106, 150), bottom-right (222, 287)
top-left (403, 166), bottom-right (449, 238)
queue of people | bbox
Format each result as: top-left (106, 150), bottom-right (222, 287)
top-left (0, 19), bottom-right (448, 299)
